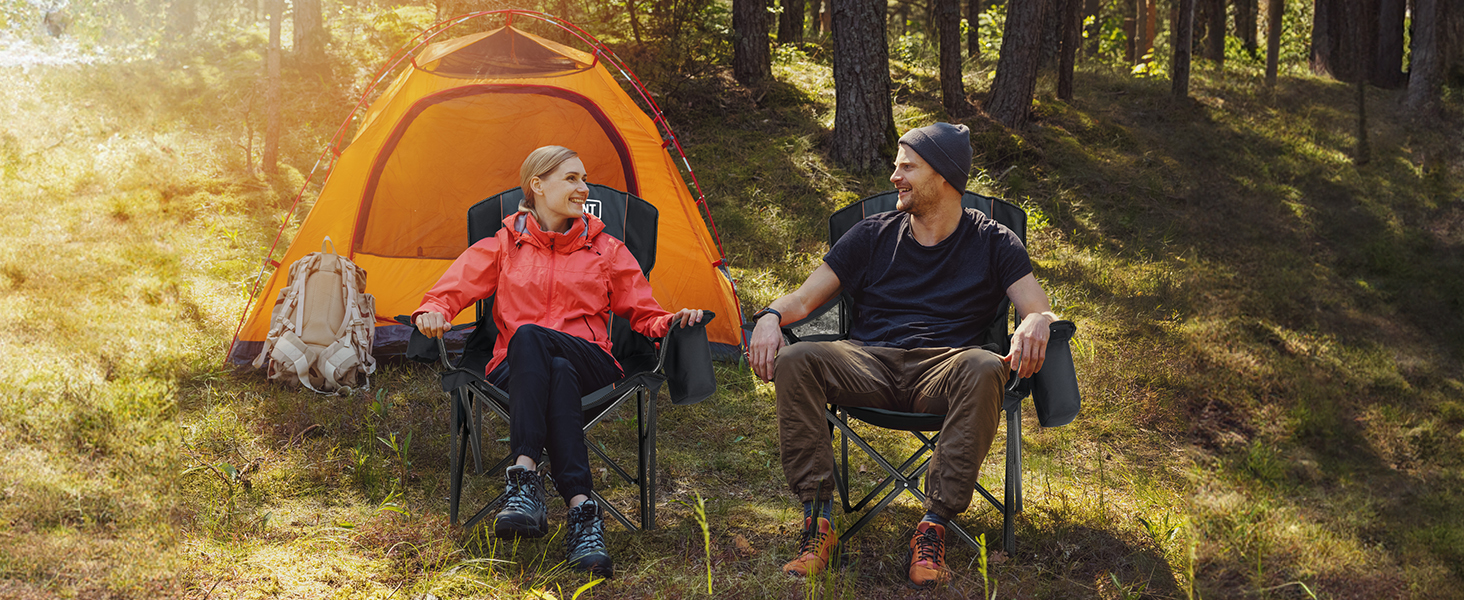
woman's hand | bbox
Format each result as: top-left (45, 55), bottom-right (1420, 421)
top-left (414, 311), bottom-right (451, 339)
top-left (670, 308), bottom-right (705, 329)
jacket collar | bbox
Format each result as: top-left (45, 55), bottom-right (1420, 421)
top-left (505, 211), bottom-right (606, 253)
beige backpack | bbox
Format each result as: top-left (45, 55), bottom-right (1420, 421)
top-left (252, 238), bottom-right (377, 394)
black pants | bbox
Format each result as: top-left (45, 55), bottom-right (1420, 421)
top-left (488, 324), bottom-right (622, 504)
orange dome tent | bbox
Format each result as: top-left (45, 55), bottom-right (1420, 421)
top-left (227, 11), bottom-right (743, 366)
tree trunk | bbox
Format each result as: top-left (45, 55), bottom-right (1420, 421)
top-left (1265, 0), bottom-right (1282, 87)
top-left (968, 0), bottom-right (983, 59)
top-left (1173, 0), bottom-right (1196, 97)
top-left (1203, 0), bottom-right (1226, 63)
top-left (1058, 0), bottom-right (1082, 99)
top-left (1372, 0), bottom-right (1406, 88)
top-left (1447, 0), bottom-right (1464, 82)
top-left (1311, 0), bottom-right (1337, 75)
top-left (263, 0), bottom-right (282, 175)
top-left (733, 0), bottom-right (772, 84)
top-left (1132, 0), bottom-right (1151, 65)
top-left (1312, 0), bottom-right (1382, 82)
top-left (293, 0), bottom-right (327, 70)
top-left (627, 0), bottom-right (643, 45)
top-left (937, 0), bottom-right (971, 115)
top-left (819, 0), bottom-right (833, 35)
top-left (1237, 0), bottom-right (1258, 56)
top-left (986, 0), bottom-right (1049, 129)
top-left (1406, 0), bottom-right (1443, 114)
top-left (1354, 1), bottom-right (1370, 166)
top-left (779, 0), bottom-right (806, 44)
top-left (830, 0), bottom-right (896, 169)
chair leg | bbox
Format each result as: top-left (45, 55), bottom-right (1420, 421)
top-left (449, 389), bottom-right (463, 526)
top-left (471, 388), bottom-right (484, 475)
top-left (838, 409), bottom-right (852, 512)
top-left (1004, 406), bottom-right (1019, 555)
top-left (640, 385), bottom-right (660, 531)
top-left (1011, 406), bottom-right (1023, 514)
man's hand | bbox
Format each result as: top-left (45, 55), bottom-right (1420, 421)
top-left (671, 308), bottom-right (705, 329)
top-left (748, 313), bottom-right (785, 382)
top-left (1003, 311), bottom-right (1055, 379)
top-left (414, 311), bottom-right (451, 339)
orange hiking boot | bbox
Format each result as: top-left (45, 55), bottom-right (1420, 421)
top-left (906, 521), bottom-right (950, 588)
top-left (782, 516), bottom-right (837, 577)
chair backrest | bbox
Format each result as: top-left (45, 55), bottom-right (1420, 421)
top-left (821, 190), bottom-right (1028, 353)
top-left (456, 184), bottom-right (661, 375)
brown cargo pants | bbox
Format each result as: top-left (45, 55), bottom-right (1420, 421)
top-left (774, 340), bottom-right (1007, 521)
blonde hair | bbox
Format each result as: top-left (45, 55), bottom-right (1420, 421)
top-left (518, 145), bottom-right (579, 213)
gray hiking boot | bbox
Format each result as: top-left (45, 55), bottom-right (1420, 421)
top-left (493, 465), bottom-right (548, 539)
top-left (565, 499), bottom-right (613, 577)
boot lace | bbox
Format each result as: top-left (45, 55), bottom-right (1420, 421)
top-left (913, 526), bottom-right (944, 565)
top-left (796, 520), bottom-right (832, 557)
top-left (567, 504), bottom-right (606, 555)
top-left (502, 469), bottom-right (543, 513)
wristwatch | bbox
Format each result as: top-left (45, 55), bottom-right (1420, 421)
top-left (751, 307), bottom-right (782, 324)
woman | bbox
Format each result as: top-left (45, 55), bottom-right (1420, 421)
top-left (414, 146), bottom-right (703, 578)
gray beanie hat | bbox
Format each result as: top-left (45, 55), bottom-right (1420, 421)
top-left (898, 122), bottom-right (971, 192)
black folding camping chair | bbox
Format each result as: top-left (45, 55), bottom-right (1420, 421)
top-left (760, 190), bottom-right (1081, 555)
top-left (411, 183), bottom-right (717, 532)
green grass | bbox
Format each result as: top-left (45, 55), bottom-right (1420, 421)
top-left (2, 16), bottom-right (1463, 600)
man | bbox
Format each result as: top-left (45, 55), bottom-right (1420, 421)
top-left (747, 122), bottom-right (1058, 588)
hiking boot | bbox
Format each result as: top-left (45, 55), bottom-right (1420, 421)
top-left (493, 465), bottom-right (548, 539)
top-left (565, 499), bottom-right (613, 577)
top-left (906, 521), bottom-right (950, 588)
top-left (782, 516), bottom-right (837, 577)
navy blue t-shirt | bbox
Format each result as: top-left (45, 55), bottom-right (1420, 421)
top-left (823, 209), bottom-right (1032, 349)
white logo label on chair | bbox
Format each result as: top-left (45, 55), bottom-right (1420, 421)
top-left (584, 198), bottom-right (602, 219)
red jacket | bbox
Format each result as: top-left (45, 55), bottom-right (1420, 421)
top-left (414, 212), bottom-right (675, 376)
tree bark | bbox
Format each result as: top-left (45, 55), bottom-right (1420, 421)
top-left (830, 0), bottom-right (896, 169)
top-left (1133, 0), bottom-right (1153, 65)
top-left (627, 0), bottom-right (643, 45)
top-left (986, 0), bottom-right (1049, 129)
top-left (1173, 0), bottom-right (1196, 97)
top-left (937, 0), bottom-right (971, 115)
top-left (968, 0), bottom-right (983, 59)
top-left (293, 0), bottom-right (327, 70)
top-left (263, 0), bottom-right (282, 175)
top-left (1372, 0), bottom-right (1406, 88)
top-left (1312, 0), bottom-right (1381, 82)
top-left (1354, 0), bottom-right (1370, 166)
top-left (1265, 0), bottom-right (1282, 87)
top-left (1203, 0), bottom-right (1225, 63)
top-left (1311, 0), bottom-right (1337, 75)
top-left (1237, 0), bottom-right (1258, 56)
top-left (779, 0), bottom-right (806, 44)
top-left (1058, 0), bottom-right (1082, 99)
top-left (1406, 0), bottom-right (1443, 114)
top-left (733, 0), bottom-right (772, 84)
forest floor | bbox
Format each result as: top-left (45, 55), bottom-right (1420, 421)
top-left (1, 23), bottom-right (1463, 600)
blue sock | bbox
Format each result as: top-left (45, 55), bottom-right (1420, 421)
top-left (803, 498), bottom-right (833, 522)
top-left (921, 511), bottom-right (948, 526)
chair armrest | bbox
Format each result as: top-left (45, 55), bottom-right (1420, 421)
top-left (1026, 320), bottom-right (1081, 427)
top-left (394, 314), bottom-right (470, 366)
top-left (659, 312), bottom-right (717, 406)
top-left (739, 295), bottom-right (843, 344)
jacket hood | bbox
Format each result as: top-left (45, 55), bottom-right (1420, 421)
top-left (504, 211), bottom-right (607, 253)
